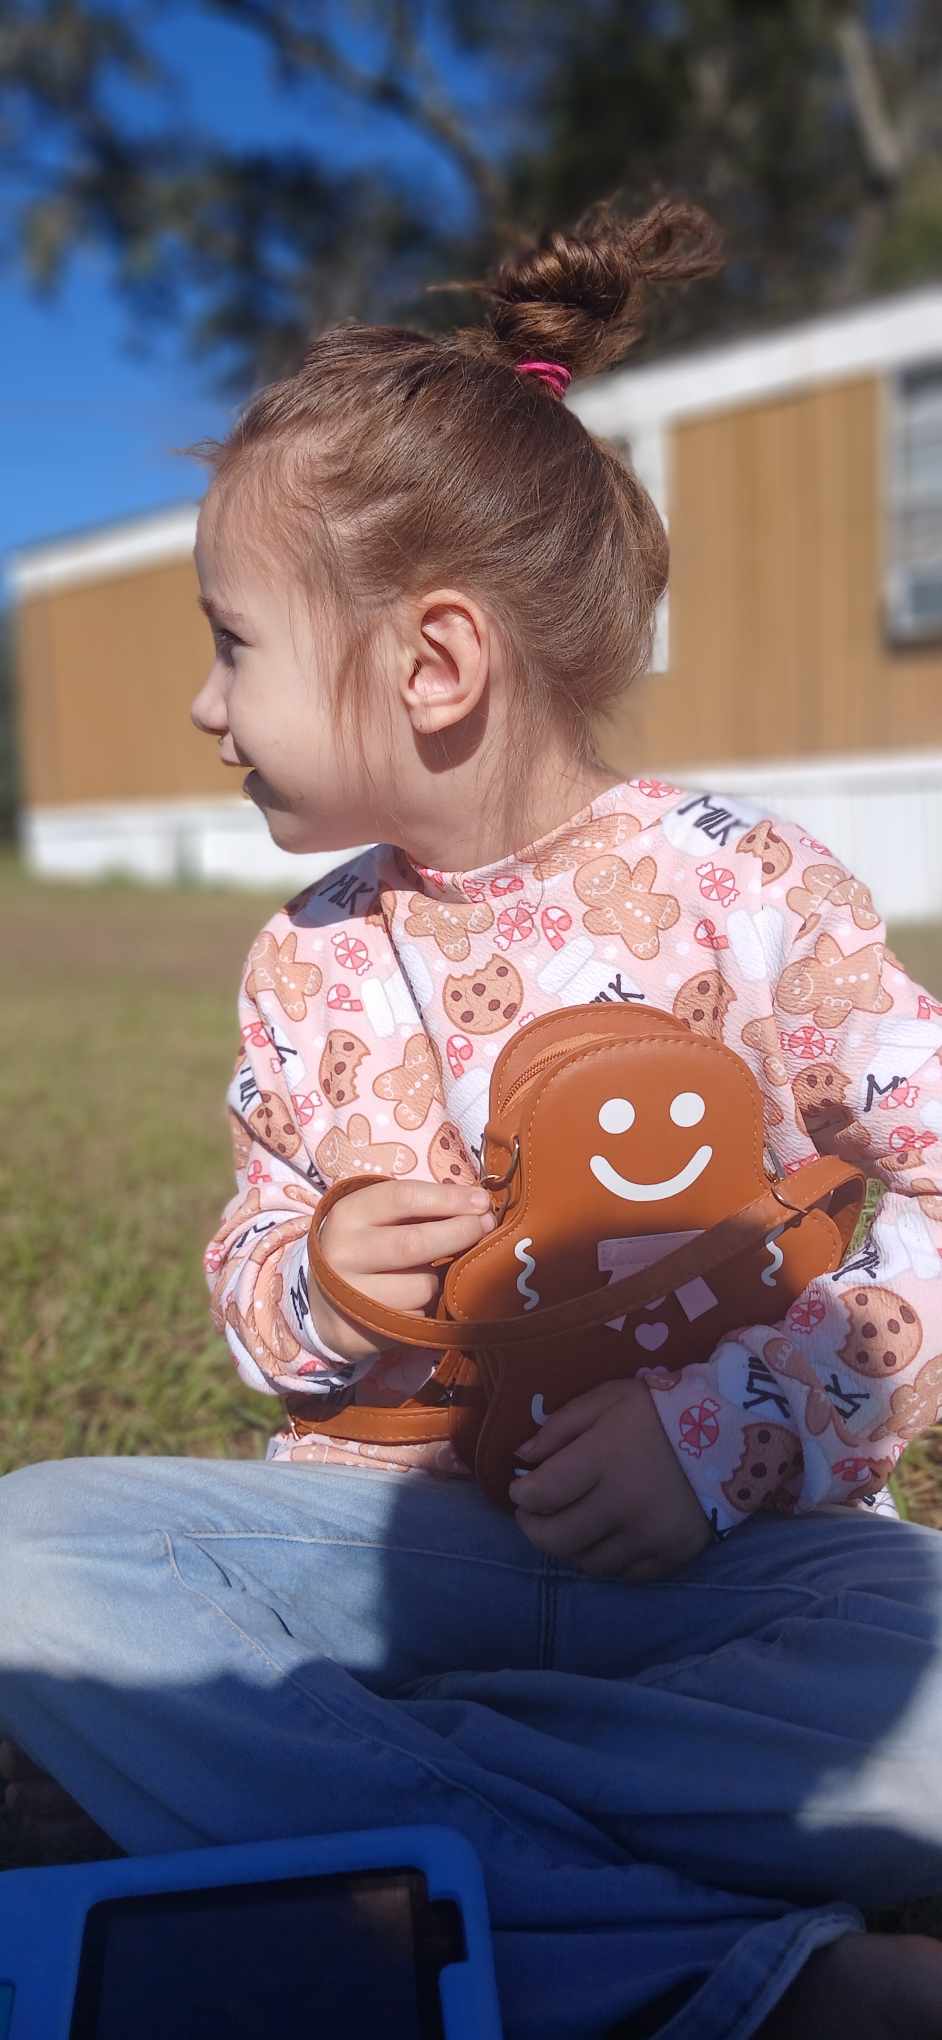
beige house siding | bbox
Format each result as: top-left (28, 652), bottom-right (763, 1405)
top-left (608, 374), bottom-right (941, 773)
top-left (16, 556), bottom-right (214, 808)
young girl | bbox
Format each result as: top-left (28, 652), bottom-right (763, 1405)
top-left (3, 194), bottom-right (942, 2039)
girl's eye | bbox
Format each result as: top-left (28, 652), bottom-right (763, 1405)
top-left (215, 628), bottom-right (241, 668)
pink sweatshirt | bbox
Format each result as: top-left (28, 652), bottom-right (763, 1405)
top-left (203, 777), bottom-right (942, 1534)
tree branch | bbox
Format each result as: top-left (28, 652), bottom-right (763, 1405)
top-left (833, 10), bottom-right (904, 187)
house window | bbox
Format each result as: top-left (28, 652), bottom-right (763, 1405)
top-left (885, 362), bottom-right (942, 644)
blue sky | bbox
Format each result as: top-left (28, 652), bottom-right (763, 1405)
top-left (1, 3), bottom-right (509, 589)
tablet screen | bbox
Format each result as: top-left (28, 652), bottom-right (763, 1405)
top-left (70, 1869), bottom-right (454, 2038)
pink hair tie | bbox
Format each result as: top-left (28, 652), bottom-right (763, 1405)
top-left (513, 359), bottom-right (572, 400)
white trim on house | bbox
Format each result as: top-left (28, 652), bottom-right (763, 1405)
top-left (569, 285), bottom-right (942, 436)
top-left (10, 287), bottom-right (942, 606)
top-left (10, 504), bottom-right (200, 599)
top-left (18, 794), bottom-right (370, 893)
top-left (18, 748), bottom-right (942, 923)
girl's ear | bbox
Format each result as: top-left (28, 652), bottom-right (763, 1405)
top-left (399, 592), bottom-right (490, 735)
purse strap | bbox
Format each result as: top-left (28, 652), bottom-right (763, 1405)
top-left (306, 1156), bottom-right (863, 1353)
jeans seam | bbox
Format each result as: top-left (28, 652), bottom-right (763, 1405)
top-left (168, 1531), bottom-right (541, 1577)
top-left (163, 1532), bottom-right (561, 1866)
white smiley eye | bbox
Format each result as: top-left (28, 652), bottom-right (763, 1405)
top-left (598, 1096), bottom-right (635, 1135)
top-left (670, 1090), bottom-right (706, 1128)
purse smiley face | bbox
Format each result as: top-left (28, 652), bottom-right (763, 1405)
top-left (446, 1035), bottom-right (767, 1324)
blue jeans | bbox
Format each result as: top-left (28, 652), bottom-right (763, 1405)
top-left (1, 1456), bottom-right (941, 2039)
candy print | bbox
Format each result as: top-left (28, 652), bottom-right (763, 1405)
top-left (696, 861), bottom-right (739, 906)
top-left (631, 777), bottom-right (681, 799)
top-left (330, 932), bottom-right (370, 978)
top-left (446, 1033), bottom-right (474, 1078)
top-left (290, 1090), bottom-right (320, 1128)
top-left (211, 781), bottom-right (942, 1507)
top-left (694, 918), bottom-right (729, 951)
top-left (677, 1398), bottom-right (721, 1457)
top-left (494, 901), bottom-right (537, 951)
top-left (786, 1294), bottom-right (827, 1336)
top-left (326, 982), bottom-right (363, 1014)
top-left (780, 1024), bottom-right (835, 1062)
top-left (541, 905), bottom-right (572, 951)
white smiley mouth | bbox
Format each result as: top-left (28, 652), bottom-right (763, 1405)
top-left (589, 1145), bottom-right (714, 1203)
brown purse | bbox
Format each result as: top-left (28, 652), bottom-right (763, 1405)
top-left (295, 1004), bottom-right (865, 1509)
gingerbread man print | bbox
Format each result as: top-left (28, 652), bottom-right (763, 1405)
top-left (245, 931), bottom-right (323, 1022)
top-left (404, 894), bottom-right (495, 961)
top-left (372, 1034), bottom-right (445, 1130)
top-left (776, 934), bottom-right (892, 1031)
top-left (574, 853), bottom-right (680, 962)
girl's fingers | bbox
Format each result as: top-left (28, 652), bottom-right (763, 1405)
top-left (514, 1486), bottom-right (615, 1558)
top-left (515, 1379), bottom-right (631, 1466)
top-left (358, 1210), bottom-right (494, 1273)
top-left (509, 1429), bottom-right (604, 1515)
top-left (350, 1179), bottom-right (490, 1228)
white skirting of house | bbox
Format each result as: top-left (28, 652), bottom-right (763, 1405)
top-left (17, 795), bottom-right (369, 895)
top-left (17, 748), bottom-right (942, 923)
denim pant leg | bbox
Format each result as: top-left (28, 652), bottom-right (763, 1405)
top-left (0, 1455), bottom-right (914, 2040)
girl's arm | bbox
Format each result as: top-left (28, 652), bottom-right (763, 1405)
top-left (638, 876), bottom-right (942, 1535)
top-left (202, 867), bottom-right (455, 1405)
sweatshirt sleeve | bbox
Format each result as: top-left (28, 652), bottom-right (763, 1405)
top-left (202, 864), bottom-right (430, 1406)
top-left (638, 867), bottom-right (942, 1536)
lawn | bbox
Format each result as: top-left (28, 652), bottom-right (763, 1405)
top-left (2, 845), bottom-right (942, 1515)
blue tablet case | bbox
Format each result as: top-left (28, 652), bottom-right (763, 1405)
top-left (0, 1823), bottom-right (502, 2037)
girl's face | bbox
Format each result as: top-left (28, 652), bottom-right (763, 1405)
top-left (191, 497), bottom-right (405, 857)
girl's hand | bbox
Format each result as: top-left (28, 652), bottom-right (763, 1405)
top-left (312, 1178), bottom-right (495, 1364)
top-left (508, 1377), bottom-right (716, 1582)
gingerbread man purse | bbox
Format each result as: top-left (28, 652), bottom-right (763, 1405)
top-left (301, 1004), bottom-right (866, 1508)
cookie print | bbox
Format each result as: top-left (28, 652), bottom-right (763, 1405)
top-left (372, 1033), bottom-right (445, 1130)
top-left (245, 930), bottom-right (322, 1022)
top-left (428, 1121), bottom-right (477, 1186)
top-left (673, 969), bottom-right (737, 1038)
top-left (403, 893), bottom-right (495, 960)
top-left (247, 1092), bottom-right (303, 1162)
top-left (205, 778), bottom-right (941, 1519)
top-left (776, 933), bottom-right (892, 1030)
top-left (315, 1112), bottom-right (417, 1181)
top-left (442, 954), bottom-right (524, 1033)
top-left (573, 853), bottom-right (680, 962)
top-left (791, 1060), bottom-right (852, 1137)
top-left (319, 1029), bottom-right (369, 1108)
top-left (737, 819), bottom-right (792, 884)
top-left (878, 1351), bottom-right (942, 1443)
top-left (721, 1424), bottom-right (804, 1515)
top-left (838, 1288), bottom-right (922, 1377)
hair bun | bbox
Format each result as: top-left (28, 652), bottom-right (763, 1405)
top-left (437, 194), bottom-right (724, 383)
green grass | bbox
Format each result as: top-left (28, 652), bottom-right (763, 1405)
top-left (2, 843), bottom-right (942, 1505)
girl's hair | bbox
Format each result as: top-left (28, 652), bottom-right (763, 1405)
top-left (192, 192), bottom-right (724, 838)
